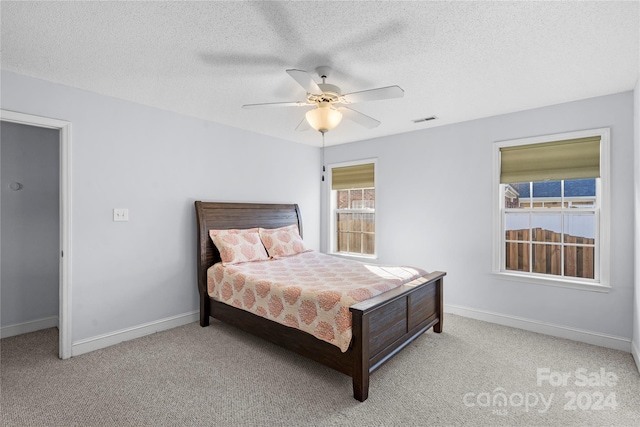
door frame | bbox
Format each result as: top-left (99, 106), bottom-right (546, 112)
top-left (1, 109), bottom-right (72, 359)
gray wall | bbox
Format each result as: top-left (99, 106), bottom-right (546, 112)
top-left (1, 71), bottom-right (321, 343)
top-left (1, 121), bottom-right (60, 327)
top-left (322, 91), bottom-right (635, 340)
top-left (633, 79), bottom-right (639, 363)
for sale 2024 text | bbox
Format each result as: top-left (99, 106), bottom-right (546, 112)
top-left (537, 367), bottom-right (618, 411)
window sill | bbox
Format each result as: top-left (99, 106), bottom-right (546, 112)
top-left (329, 252), bottom-right (378, 261)
top-left (492, 271), bottom-right (610, 293)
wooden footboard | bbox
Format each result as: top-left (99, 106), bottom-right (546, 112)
top-left (350, 270), bottom-right (445, 401)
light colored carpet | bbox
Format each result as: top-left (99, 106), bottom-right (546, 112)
top-left (1, 314), bottom-right (639, 426)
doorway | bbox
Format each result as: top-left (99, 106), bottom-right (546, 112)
top-left (0, 110), bottom-right (71, 359)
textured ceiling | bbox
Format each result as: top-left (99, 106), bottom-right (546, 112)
top-left (2, 1), bottom-right (639, 147)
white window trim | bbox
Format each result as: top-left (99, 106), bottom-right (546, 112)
top-left (327, 158), bottom-right (378, 259)
top-left (492, 128), bottom-right (610, 292)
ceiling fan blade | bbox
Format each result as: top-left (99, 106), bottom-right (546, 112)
top-left (338, 107), bottom-right (381, 129)
top-left (341, 85), bottom-right (404, 104)
top-left (242, 101), bottom-right (309, 109)
top-left (295, 117), bottom-right (311, 132)
top-left (286, 69), bottom-right (323, 95)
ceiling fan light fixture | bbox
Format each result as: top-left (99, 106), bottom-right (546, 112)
top-left (306, 102), bottom-right (343, 133)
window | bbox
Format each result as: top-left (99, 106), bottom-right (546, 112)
top-left (493, 129), bottom-right (610, 290)
top-left (329, 160), bottom-right (376, 257)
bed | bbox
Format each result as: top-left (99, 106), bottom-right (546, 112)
top-left (195, 201), bottom-right (446, 401)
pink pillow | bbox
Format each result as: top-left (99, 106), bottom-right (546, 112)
top-left (209, 228), bottom-right (269, 266)
top-left (259, 224), bottom-right (311, 258)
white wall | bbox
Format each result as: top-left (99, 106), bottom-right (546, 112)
top-left (633, 78), bottom-right (640, 368)
top-left (323, 91), bottom-right (635, 344)
top-left (1, 122), bottom-right (59, 327)
top-left (0, 71), bottom-right (321, 344)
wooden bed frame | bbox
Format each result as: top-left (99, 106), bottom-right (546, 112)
top-left (195, 201), bottom-right (445, 401)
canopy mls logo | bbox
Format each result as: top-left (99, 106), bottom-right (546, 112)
top-left (463, 367), bottom-right (619, 416)
top-left (462, 388), bottom-right (553, 415)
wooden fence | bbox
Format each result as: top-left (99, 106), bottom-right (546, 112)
top-left (505, 228), bottom-right (594, 279)
top-left (337, 213), bottom-right (375, 255)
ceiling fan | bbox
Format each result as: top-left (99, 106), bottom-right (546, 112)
top-left (242, 66), bottom-right (404, 133)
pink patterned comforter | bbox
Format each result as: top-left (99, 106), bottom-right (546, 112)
top-left (207, 251), bottom-right (426, 352)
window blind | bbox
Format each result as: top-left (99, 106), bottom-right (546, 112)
top-left (500, 136), bottom-right (601, 184)
top-left (331, 163), bottom-right (374, 190)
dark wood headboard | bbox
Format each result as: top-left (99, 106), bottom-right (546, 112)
top-left (194, 201), bottom-right (303, 298)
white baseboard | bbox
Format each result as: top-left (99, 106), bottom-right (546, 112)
top-left (632, 340), bottom-right (640, 374)
top-left (445, 304), bottom-right (632, 353)
top-left (71, 310), bottom-right (199, 357)
top-left (1, 316), bottom-right (59, 339)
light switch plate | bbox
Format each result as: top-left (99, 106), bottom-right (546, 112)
top-left (113, 208), bottom-right (129, 222)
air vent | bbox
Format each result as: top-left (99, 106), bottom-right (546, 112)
top-left (412, 116), bottom-right (438, 123)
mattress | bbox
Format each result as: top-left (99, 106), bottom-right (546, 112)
top-left (207, 251), bottom-right (426, 352)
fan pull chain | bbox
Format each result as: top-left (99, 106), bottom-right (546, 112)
top-left (321, 131), bottom-right (326, 181)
